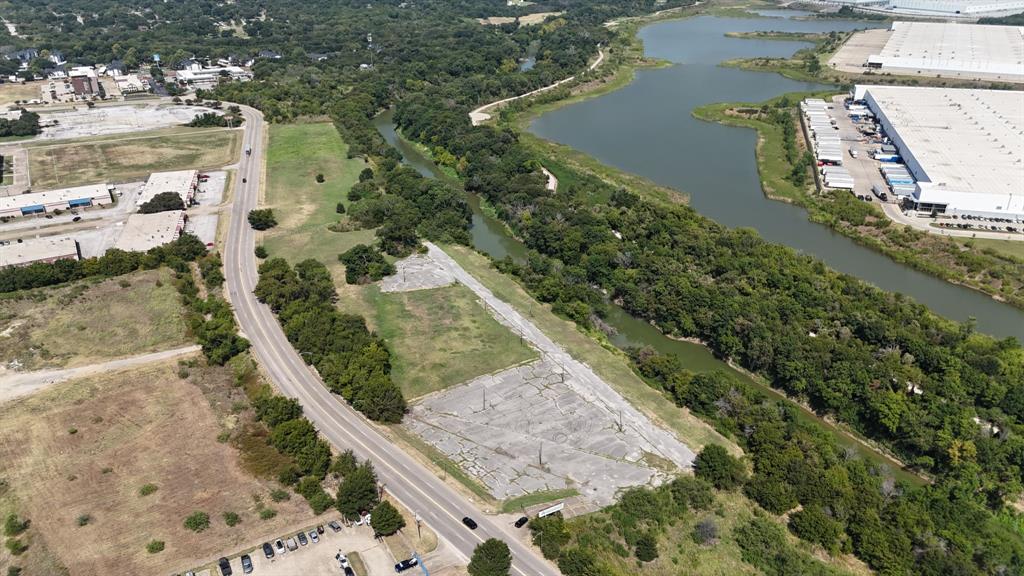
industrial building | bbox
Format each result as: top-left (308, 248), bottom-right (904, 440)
top-left (113, 211), bottom-right (187, 252)
top-left (0, 184), bottom-right (114, 218)
top-left (175, 65), bottom-right (253, 90)
top-left (854, 85), bottom-right (1024, 220)
top-left (0, 236), bottom-right (79, 268)
top-left (867, 22), bottom-right (1024, 82)
top-left (822, 0), bottom-right (1024, 18)
top-left (138, 170), bottom-right (199, 208)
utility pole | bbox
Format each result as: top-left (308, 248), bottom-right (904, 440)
top-left (538, 442), bottom-right (543, 466)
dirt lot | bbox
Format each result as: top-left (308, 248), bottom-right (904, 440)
top-left (27, 128), bottom-right (241, 188)
top-left (0, 268), bottom-right (191, 372)
top-left (0, 81), bottom-right (44, 108)
top-left (0, 359), bottom-right (316, 576)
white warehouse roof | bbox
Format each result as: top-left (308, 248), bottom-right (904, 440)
top-left (0, 236), bottom-right (79, 268)
top-left (870, 22), bottom-right (1024, 81)
top-left (856, 85), bottom-right (1024, 218)
top-left (138, 170), bottom-right (198, 208)
top-left (113, 211), bottom-right (186, 252)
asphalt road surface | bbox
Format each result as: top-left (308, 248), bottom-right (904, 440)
top-left (223, 106), bottom-right (561, 576)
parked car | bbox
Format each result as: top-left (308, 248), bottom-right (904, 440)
top-left (274, 539), bottom-right (286, 555)
top-left (240, 554), bottom-right (253, 574)
top-left (309, 530), bottom-right (319, 543)
top-left (514, 516), bottom-right (529, 528)
top-left (337, 552), bottom-right (350, 569)
top-left (317, 524), bottom-right (325, 534)
top-left (297, 531), bottom-right (308, 546)
top-left (286, 537), bottom-right (298, 551)
top-left (328, 520), bottom-right (343, 532)
top-left (262, 542), bottom-right (274, 558)
top-left (345, 568), bottom-right (355, 576)
top-left (218, 557), bottom-right (232, 576)
top-left (395, 558), bottom-right (419, 573)
top-left (462, 516), bottom-right (478, 530)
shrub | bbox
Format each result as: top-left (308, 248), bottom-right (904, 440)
top-left (635, 532), bottom-right (658, 562)
top-left (338, 244), bottom-right (395, 284)
top-left (139, 483), bottom-right (158, 496)
top-left (358, 167), bottom-right (374, 182)
top-left (370, 501), bottom-right (405, 536)
top-left (692, 518), bottom-right (718, 545)
top-left (146, 540), bottom-right (165, 553)
top-left (270, 488), bottom-right (291, 502)
top-left (259, 508), bottom-right (277, 520)
top-left (183, 511), bottom-right (210, 532)
top-left (468, 538), bottom-right (512, 576)
top-left (5, 538), bottom-right (27, 556)
top-left (223, 511), bottom-right (241, 527)
top-left (247, 209), bottom-right (277, 230)
top-left (694, 445), bottom-right (746, 490)
top-left (316, 173), bottom-right (325, 183)
top-left (139, 191), bottom-right (185, 214)
top-left (336, 202), bottom-right (346, 214)
top-left (254, 245), bottom-right (268, 259)
top-left (3, 514), bottom-right (28, 537)
top-left (8, 566), bottom-right (22, 576)
top-left (76, 514), bottom-right (91, 527)
top-left (68, 427), bottom-right (78, 435)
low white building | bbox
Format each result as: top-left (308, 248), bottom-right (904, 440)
top-left (0, 236), bottom-right (79, 268)
top-left (113, 211), bottom-right (186, 252)
top-left (138, 170), bottom-right (198, 208)
top-left (175, 65), bottom-right (253, 90)
top-left (867, 22), bottom-right (1024, 82)
top-left (855, 85), bottom-right (1024, 220)
top-left (0, 184), bottom-right (114, 218)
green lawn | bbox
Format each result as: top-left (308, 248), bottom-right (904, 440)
top-left (262, 123), bottom-right (369, 263)
top-left (364, 283), bottom-right (538, 399)
top-left (959, 237), bottom-right (1024, 261)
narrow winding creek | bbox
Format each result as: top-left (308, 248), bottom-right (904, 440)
top-left (528, 14), bottom-right (1024, 341)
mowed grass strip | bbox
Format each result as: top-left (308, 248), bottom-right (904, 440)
top-left (262, 123), bottom-right (368, 263)
top-left (27, 128), bottom-right (241, 188)
top-left (0, 268), bottom-right (191, 370)
top-left (362, 283), bottom-right (538, 399)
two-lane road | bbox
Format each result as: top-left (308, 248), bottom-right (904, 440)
top-left (223, 106), bottom-right (560, 576)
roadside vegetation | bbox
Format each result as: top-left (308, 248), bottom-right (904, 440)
top-left (693, 95), bottom-right (1024, 309)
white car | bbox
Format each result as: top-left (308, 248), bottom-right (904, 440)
top-left (309, 530), bottom-right (319, 543)
top-left (274, 539), bottom-right (286, 555)
top-left (336, 552), bottom-right (350, 569)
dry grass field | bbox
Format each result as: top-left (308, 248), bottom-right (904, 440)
top-left (0, 359), bottom-right (316, 576)
top-left (0, 82), bottom-right (42, 107)
top-left (27, 128), bottom-right (241, 188)
top-left (0, 268), bottom-right (190, 371)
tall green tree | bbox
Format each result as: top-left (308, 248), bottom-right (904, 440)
top-left (468, 538), bottom-right (512, 576)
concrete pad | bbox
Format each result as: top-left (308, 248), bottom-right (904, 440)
top-left (379, 253), bottom-right (455, 292)
top-left (36, 104), bottom-right (220, 140)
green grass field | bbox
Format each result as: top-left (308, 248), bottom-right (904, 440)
top-left (959, 237), bottom-right (1024, 261)
top-left (27, 129), bottom-right (241, 188)
top-left (365, 283), bottom-right (538, 399)
top-left (261, 123), bottom-right (369, 263)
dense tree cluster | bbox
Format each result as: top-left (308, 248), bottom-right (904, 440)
top-left (254, 257), bottom-right (406, 422)
top-left (0, 110), bottom-right (41, 137)
top-left (185, 111), bottom-right (243, 127)
top-left (338, 244), bottom-right (395, 285)
top-left (138, 191), bottom-right (185, 213)
top-left (247, 208), bottom-right (277, 230)
top-left (0, 233), bottom-right (206, 293)
top-left (176, 271), bottom-right (249, 365)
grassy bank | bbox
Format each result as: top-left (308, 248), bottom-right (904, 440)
top-left (693, 97), bottom-right (1024, 309)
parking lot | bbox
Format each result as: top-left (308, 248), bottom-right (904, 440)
top-left (35, 103), bottom-right (218, 140)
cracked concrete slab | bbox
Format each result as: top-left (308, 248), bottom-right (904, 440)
top-left (379, 253), bottom-right (455, 293)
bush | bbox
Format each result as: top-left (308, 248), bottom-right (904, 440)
top-left (139, 191), bottom-right (185, 213)
top-left (634, 532), bottom-right (658, 562)
top-left (370, 501), bottom-right (405, 536)
top-left (788, 506), bottom-right (842, 553)
top-left (223, 511), bottom-right (241, 527)
top-left (694, 445), bottom-right (746, 490)
top-left (468, 538), bottom-right (512, 576)
top-left (146, 540), bottom-right (165, 553)
top-left (358, 168), bottom-right (374, 182)
top-left (3, 514), bottom-right (28, 537)
top-left (692, 518), bottom-right (718, 545)
top-left (259, 508), bottom-right (277, 520)
top-left (139, 483), bottom-right (158, 496)
top-left (336, 202), bottom-right (346, 214)
top-left (248, 209), bottom-right (278, 230)
top-left (254, 245), bottom-right (268, 259)
top-left (183, 511), bottom-right (210, 532)
top-left (8, 566), bottom-right (22, 576)
top-left (338, 244), bottom-right (395, 284)
top-left (270, 488), bottom-right (291, 503)
top-left (316, 173), bottom-right (325, 183)
top-left (76, 514), bottom-right (91, 527)
top-left (4, 538), bottom-right (27, 556)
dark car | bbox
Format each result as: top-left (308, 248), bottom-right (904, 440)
top-left (218, 557), bottom-right (232, 576)
top-left (514, 516), bottom-right (529, 528)
top-left (240, 554), bottom-right (253, 574)
top-left (345, 568), bottom-right (355, 576)
top-left (462, 516), bottom-right (478, 530)
top-left (395, 558), bottom-right (419, 573)
top-left (317, 524), bottom-right (325, 534)
top-left (328, 520), bottom-right (343, 532)
top-left (72, 216), bottom-right (82, 222)
top-left (297, 531), bottom-right (308, 546)
top-left (262, 542), bottom-right (274, 559)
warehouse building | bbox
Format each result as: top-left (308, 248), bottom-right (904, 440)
top-left (824, 0), bottom-right (1024, 18)
top-left (0, 236), bottom-right (79, 268)
top-left (854, 85), bottom-right (1024, 220)
top-left (0, 184), bottom-right (114, 218)
top-left (867, 22), bottom-right (1024, 82)
top-left (138, 170), bottom-right (198, 208)
top-left (113, 211), bottom-right (187, 252)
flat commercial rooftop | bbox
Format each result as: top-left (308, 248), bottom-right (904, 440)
top-left (0, 184), bottom-right (112, 213)
top-left (0, 236), bottom-right (79, 268)
top-left (857, 85), bottom-right (1024, 216)
top-left (113, 211), bottom-right (185, 252)
top-left (137, 170), bottom-right (198, 208)
top-left (869, 22), bottom-right (1024, 81)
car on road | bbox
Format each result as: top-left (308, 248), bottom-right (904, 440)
top-left (286, 537), bottom-right (298, 551)
top-left (218, 557), bottom-right (232, 576)
top-left (515, 516), bottom-right (529, 528)
top-left (462, 516), bottom-right (478, 530)
top-left (240, 554), bottom-right (253, 574)
top-left (262, 542), bottom-right (274, 558)
top-left (72, 216), bottom-right (82, 222)
top-left (309, 530), bottom-right (319, 543)
top-left (297, 531), bottom-right (308, 546)
top-left (274, 539), bottom-right (286, 555)
top-left (395, 558), bottom-right (419, 572)
top-left (328, 520), bottom-right (343, 532)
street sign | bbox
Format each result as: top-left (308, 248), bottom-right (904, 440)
top-left (537, 502), bottom-right (564, 518)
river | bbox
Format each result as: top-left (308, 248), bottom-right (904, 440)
top-left (527, 14), bottom-right (1024, 341)
top-left (372, 107), bottom-right (923, 484)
